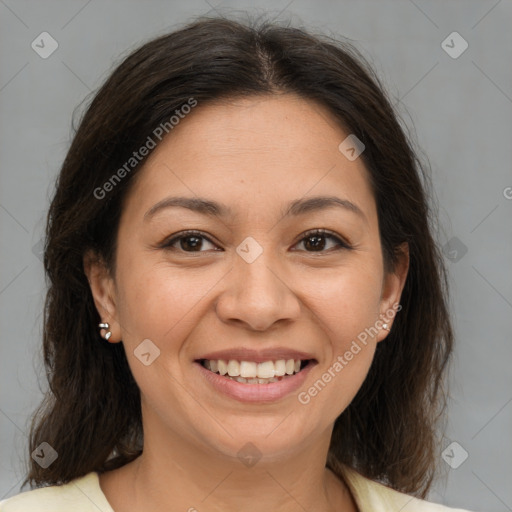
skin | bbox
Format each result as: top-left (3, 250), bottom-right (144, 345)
top-left (84, 93), bottom-right (409, 512)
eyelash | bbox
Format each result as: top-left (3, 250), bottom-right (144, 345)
top-left (160, 229), bottom-right (352, 254)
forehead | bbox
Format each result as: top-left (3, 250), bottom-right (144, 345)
top-left (123, 94), bottom-right (377, 228)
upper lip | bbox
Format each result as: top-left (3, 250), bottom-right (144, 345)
top-left (196, 348), bottom-right (316, 364)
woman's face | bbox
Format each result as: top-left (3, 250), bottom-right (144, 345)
top-left (87, 94), bottom-right (408, 462)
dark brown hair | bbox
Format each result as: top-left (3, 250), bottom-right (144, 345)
top-left (25, 15), bottom-right (454, 498)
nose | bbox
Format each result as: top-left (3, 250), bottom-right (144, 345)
top-left (215, 253), bottom-right (301, 332)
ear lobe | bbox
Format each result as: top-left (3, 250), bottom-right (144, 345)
top-left (83, 250), bottom-right (121, 343)
top-left (376, 242), bottom-right (410, 343)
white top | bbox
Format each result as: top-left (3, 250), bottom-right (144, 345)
top-left (0, 466), bottom-right (473, 511)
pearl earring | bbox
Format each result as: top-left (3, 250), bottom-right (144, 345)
top-left (98, 322), bottom-right (112, 340)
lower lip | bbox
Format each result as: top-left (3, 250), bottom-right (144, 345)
top-left (194, 360), bottom-right (316, 403)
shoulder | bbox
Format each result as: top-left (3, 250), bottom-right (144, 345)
top-left (340, 465), bottom-right (474, 512)
top-left (0, 472), bottom-right (114, 512)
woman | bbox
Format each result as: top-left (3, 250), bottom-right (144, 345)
top-left (1, 16), bottom-right (473, 511)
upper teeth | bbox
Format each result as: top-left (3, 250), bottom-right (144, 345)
top-left (203, 359), bottom-right (302, 378)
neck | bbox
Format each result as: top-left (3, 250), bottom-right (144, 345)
top-left (101, 417), bottom-right (356, 512)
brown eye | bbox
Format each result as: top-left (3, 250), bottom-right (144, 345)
top-left (177, 235), bottom-right (205, 251)
top-left (162, 231), bottom-right (219, 252)
top-left (294, 229), bottom-right (351, 253)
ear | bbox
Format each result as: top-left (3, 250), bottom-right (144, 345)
top-left (375, 242), bottom-right (409, 343)
top-left (83, 249), bottom-right (122, 343)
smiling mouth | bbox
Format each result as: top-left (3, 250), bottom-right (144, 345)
top-left (197, 358), bottom-right (315, 384)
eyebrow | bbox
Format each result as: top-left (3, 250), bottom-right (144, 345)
top-left (144, 195), bottom-right (367, 224)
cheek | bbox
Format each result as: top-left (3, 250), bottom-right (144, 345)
top-left (114, 257), bottom-right (224, 363)
top-left (296, 261), bottom-right (381, 411)
top-left (296, 266), bottom-right (381, 412)
top-left (112, 262), bottom-right (211, 409)
top-left (303, 258), bottom-right (383, 337)
top-left (298, 345), bottom-right (375, 425)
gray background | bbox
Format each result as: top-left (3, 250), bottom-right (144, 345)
top-left (1, 0), bottom-right (511, 510)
